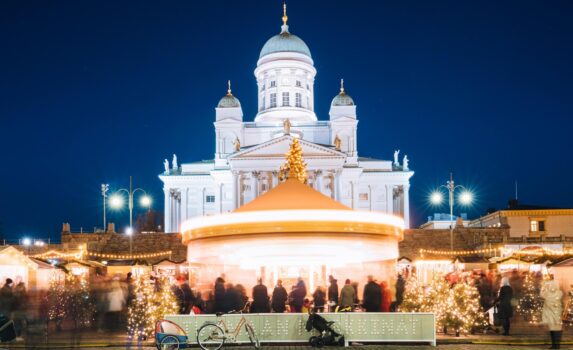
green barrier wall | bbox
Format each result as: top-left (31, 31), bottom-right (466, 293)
top-left (166, 312), bottom-right (436, 346)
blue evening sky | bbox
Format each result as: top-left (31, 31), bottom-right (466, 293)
top-left (1, 1), bottom-right (572, 240)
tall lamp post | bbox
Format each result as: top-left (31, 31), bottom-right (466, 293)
top-left (101, 184), bottom-right (109, 231)
top-left (430, 173), bottom-right (473, 250)
top-left (109, 176), bottom-right (152, 254)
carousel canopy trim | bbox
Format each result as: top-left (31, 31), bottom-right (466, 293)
top-left (182, 208), bottom-right (404, 243)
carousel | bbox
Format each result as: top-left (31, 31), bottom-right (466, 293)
top-left (181, 139), bottom-right (404, 294)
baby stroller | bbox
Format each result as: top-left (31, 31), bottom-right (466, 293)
top-left (0, 314), bottom-right (16, 343)
top-left (305, 310), bottom-right (344, 347)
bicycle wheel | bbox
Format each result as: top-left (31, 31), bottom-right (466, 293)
top-left (159, 335), bottom-right (180, 350)
top-left (197, 323), bottom-right (225, 350)
top-left (245, 323), bottom-right (260, 349)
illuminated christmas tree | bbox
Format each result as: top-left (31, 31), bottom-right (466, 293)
top-left (425, 275), bottom-right (451, 330)
top-left (401, 274), bottom-right (486, 336)
top-left (151, 277), bottom-right (179, 325)
top-left (128, 276), bottom-right (155, 340)
top-left (517, 273), bottom-right (543, 323)
top-left (447, 278), bottom-right (487, 335)
top-left (399, 275), bottom-right (426, 312)
top-left (66, 273), bottom-right (96, 328)
top-left (127, 276), bottom-right (178, 339)
top-left (279, 138), bottom-right (307, 184)
top-left (47, 272), bottom-right (67, 330)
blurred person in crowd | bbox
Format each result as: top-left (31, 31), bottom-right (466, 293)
top-left (236, 284), bottom-right (248, 308)
top-left (302, 298), bottom-right (311, 314)
top-left (289, 278), bottom-right (307, 313)
top-left (271, 280), bottom-right (288, 313)
top-left (125, 272), bottom-right (135, 307)
top-left (328, 275), bottom-right (339, 312)
top-left (0, 278), bottom-right (14, 317)
top-left (12, 279), bottom-right (27, 340)
top-left (380, 281), bottom-right (391, 312)
top-left (351, 281), bottom-right (359, 305)
top-left (312, 286), bottom-right (326, 313)
top-left (107, 278), bottom-right (125, 331)
top-left (339, 279), bottom-right (356, 310)
top-left (541, 275), bottom-right (563, 349)
top-left (495, 277), bottom-right (513, 336)
top-left (363, 275), bottom-right (381, 312)
top-left (214, 277), bottom-right (226, 313)
top-left (224, 283), bottom-right (243, 313)
top-left (251, 278), bottom-right (270, 313)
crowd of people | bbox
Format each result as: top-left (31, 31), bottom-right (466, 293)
top-left (199, 274), bottom-right (406, 315)
top-left (2, 268), bottom-right (570, 349)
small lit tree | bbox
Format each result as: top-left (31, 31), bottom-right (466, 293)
top-left (279, 138), bottom-right (307, 183)
top-left (47, 272), bottom-right (67, 330)
top-left (517, 273), bottom-right (543, 323)
top-left (66, 273), bottom-right (96, 328)
top-left (128, 276), bottom-right (155, 340)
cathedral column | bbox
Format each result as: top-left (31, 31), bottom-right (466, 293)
top-left (181, 188), bottom-right (188, 223)
top-left (219, 183), bottom-right (224, 213)
top-left (385, 185), bottom-right (392, 215)
top-left (334, 170), bottom-right (342, 201)
top-left (232, 171), bottom-right (239, 209)
top-left (164, 188), bottom-right (171, 232)
top-left (315, 170), bottom-right (323, 193)
top-left (403, 184), bottom-right (410, 228)
top-left (350, 181), bottom-right (355, 209)
top-left (271, 171), bottom-right (278, 188)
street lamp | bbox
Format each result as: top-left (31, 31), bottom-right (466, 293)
top-left (101, 184), bottom-right (109, 231)
top-left (430, 173), bottom-right (473, 250)
top-left (108, 176), bottom-right (152, 229)
top-left (109, 176), bottom-right (151, 254)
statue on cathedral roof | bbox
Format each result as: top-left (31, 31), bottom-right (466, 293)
top-left (334, 135), bottom-right (341, 151)
top-left (233, 137), bottom-right (241, 152)
top-left (283, 119), bottom-right (291, 135)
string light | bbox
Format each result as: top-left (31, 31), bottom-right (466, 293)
top-left (419, 247), bottom-right (502, 256)
top-left (88, 250), bottom-right (172, 259)
top-left (31, 249), bottom-right (172, 260)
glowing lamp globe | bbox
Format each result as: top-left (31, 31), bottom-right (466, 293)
top-left (109, 195), bottom-right (124, 208)
top-left (140, 195), bottom-right (152, 207)
top-left (430, 192), bottom-right (443, 205)
top-left (460, 191), bottom-right (473, 205)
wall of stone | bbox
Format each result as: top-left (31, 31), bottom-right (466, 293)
top-left (399, 228), bottom-right (509, 260)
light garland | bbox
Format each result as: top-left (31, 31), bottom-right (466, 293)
top-left (88, 250), bottom-right (172, 259)
top-left (419, 247), bottom-right (501, 256)
top-left (32, 250), bottom-right (84, 259)
top-left (419, 246), bottom-right (573, 257)
top-left (31, 249), bottom-right (172, 260)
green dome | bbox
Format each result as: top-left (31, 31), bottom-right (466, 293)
top-left (331, 92), bottom-right (355, 106)
top-left (259, 25), bottom-right (311, 59)
top-left (217, 94), bottom-right (241, 108)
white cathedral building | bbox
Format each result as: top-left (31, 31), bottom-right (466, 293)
top-left (159, 6), bottom-right (413, 233)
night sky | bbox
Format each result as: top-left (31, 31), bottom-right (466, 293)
top-left (1, 1), bottom-right (572, 241)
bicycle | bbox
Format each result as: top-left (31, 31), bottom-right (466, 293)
top-left (196, 304), bottom-right (260, 350)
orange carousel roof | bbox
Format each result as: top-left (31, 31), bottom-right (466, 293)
top-left (234, 178), bottom-right (350, 212)
top-left (181, 138), bottom-right (404, 244)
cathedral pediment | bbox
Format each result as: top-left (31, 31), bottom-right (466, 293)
top-left (229, 135), bottom-right (345, 160)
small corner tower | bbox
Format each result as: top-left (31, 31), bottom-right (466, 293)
top-left (214, 81), bottom-right (243, 164)
top-left (329, 79), bottom-right (358, 162)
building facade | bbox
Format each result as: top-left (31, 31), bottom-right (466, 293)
top-left (159, 6), bottom-right (413, 233)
